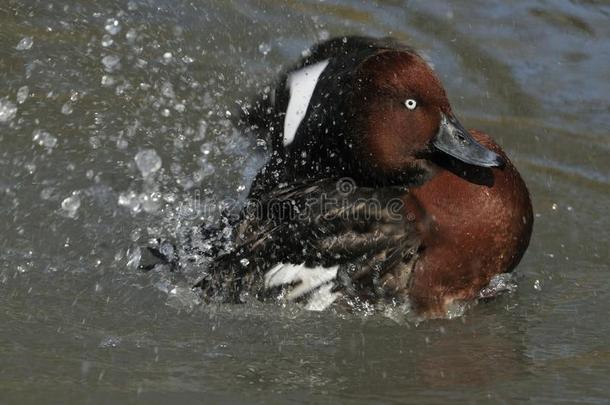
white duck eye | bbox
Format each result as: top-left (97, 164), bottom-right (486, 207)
top-left (405, 99), bottom-right (417, 110)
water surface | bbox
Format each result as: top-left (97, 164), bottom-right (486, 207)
top-left (1, 0), bottom-right (609, 403)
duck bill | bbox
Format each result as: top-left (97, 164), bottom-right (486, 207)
top-left (432, 113), bottom-right (504, 168)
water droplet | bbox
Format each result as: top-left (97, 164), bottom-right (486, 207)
top-left (99, 335), bottom-right (122, 348)
top-left (200, 143), bottom-right (212, 155)
top-left (125, 28), bottom-right (137, 42)
top-left (116, 138), bottom-right (128, 149)
top-left (0, 98), bottom-right (17, 122)
top-left (15, 36), bottom-right (34, 51)
top-left (159, 241), bottom-right (174, 258)
top-left (32, 129), bottom-right (57, 149)
top-left (101, 34), bottom-right (113, 47)
top-left (101, 75), bottom-right (115, 87)
top-left (25, 163), bottom-right (36, 174)
top-left (61, 102), bottom-right (73, 115)
top-left (160, 81), bottom-right (175, 99)
top-left (256, 138), bottom-right (267, 148)
top-left (258, 42), bottom-right (271, 56)
top-left (194, 120), bottom-right (208, 141)
top-left (118, 191), bottom-right (141, 212)
top-left (533, 279), bottom-right (542, 291)
top-left (41, 187), bottom-right (54, 200)
top-left (140, 192), bottom-right (161, 213)
top-left (104, 18), bottom-right (121, 35)
top-left (89, 136), bottom-right (101, 149)
top-left (101, 54), bottom-right (121, 72)
top-left (201, 163), bottom-right (215, 177)
top-left (134, 149), bottom-right (162, 177)
top-left (126, 245), bottom-right (141, 269)
top-left (16, 86), bottom-right (29, 104)
top-left (61, 194), bottom-right (81, 218)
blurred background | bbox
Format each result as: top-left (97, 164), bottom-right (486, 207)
top-left (0, 0), bottom-right (608, 402)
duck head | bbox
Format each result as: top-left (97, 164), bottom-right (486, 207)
top-left (351, 50), bottom-right (504, 182)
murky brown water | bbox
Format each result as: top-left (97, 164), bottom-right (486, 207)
top-left (1, 0), bottom-right (609, 403)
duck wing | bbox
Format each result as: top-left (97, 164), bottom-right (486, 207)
top-left (195, 178), bottom-right (420, 309)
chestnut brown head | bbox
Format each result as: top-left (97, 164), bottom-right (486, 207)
top-left (351, 50), bottom-right (503, 179)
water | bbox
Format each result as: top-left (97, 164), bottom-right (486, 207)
top-left (1, 0), bottom-right (609, 402)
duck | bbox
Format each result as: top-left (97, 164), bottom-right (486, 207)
top-left (185, 36), bottom-right (534, 318)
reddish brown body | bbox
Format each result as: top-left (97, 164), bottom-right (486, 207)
top-left (404, 131), bottom-right (533, 316)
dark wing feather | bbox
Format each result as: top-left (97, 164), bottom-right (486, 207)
top-left (195, 179), bottom-right (420, 304)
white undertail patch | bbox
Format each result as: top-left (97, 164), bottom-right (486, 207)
top-left (282, 59), bottom-right (330, 147)
top-left (305, 283), bottom-right (342, 311)
top-left (264, 262), bottom-right (341, 310)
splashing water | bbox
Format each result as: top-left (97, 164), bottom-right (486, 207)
top-left (0, 99), bottom-right (18, 122)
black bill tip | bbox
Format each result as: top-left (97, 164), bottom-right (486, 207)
top-left (432, 114), bottom-right (504, 168)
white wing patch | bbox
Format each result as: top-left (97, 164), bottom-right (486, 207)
top-left (282, 59), bottom-right (330, 147)
top-left (264, 262), bottom-right (341, 311)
